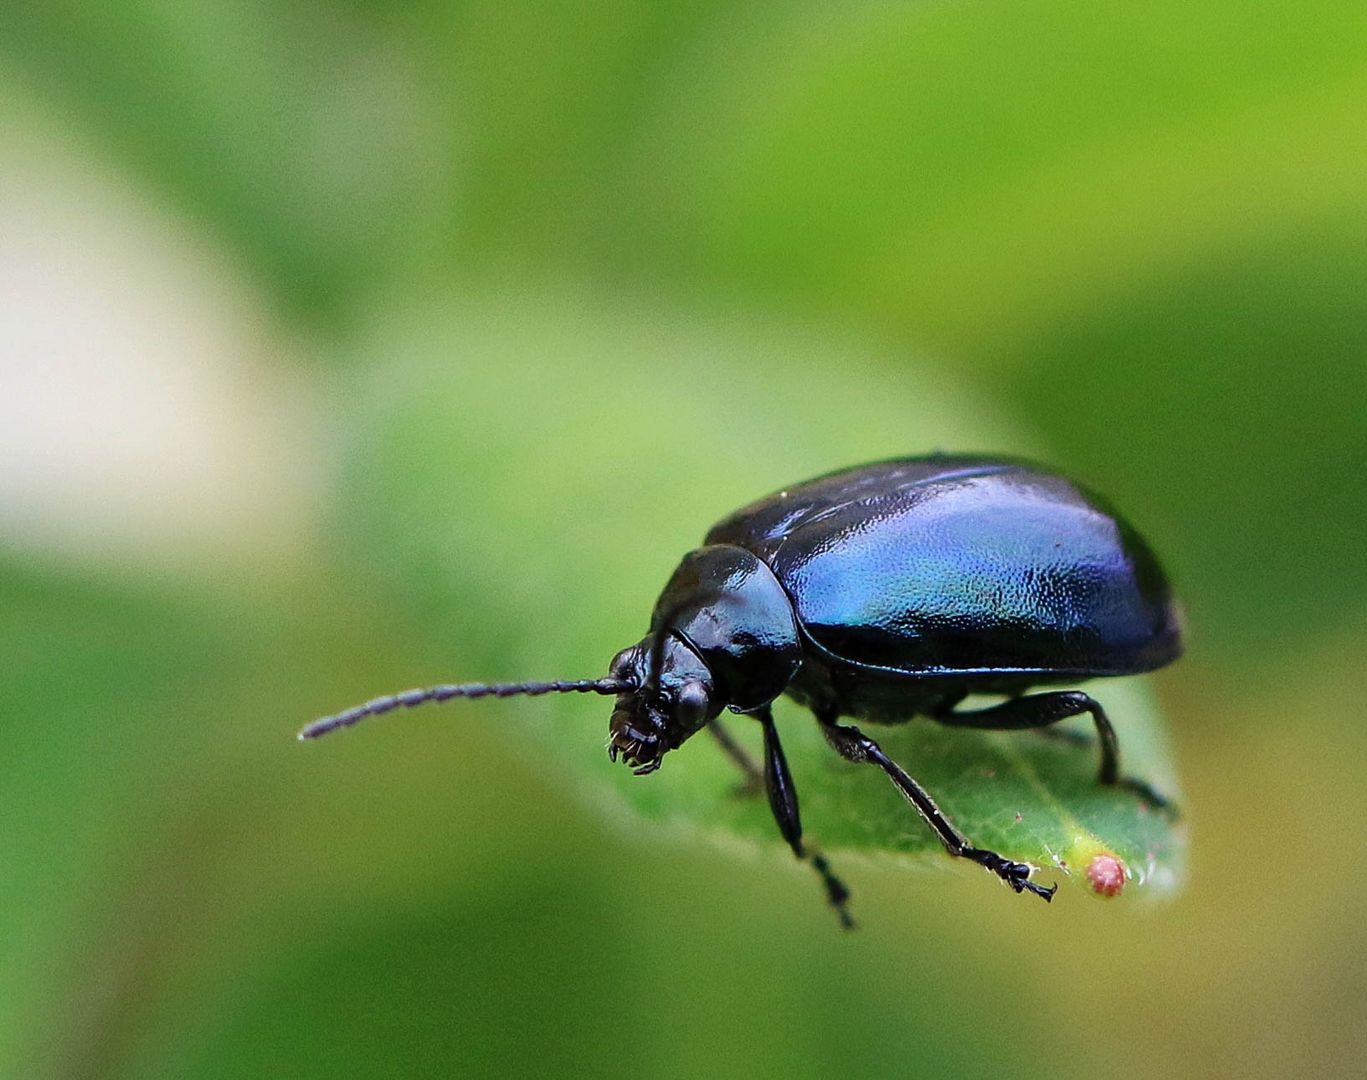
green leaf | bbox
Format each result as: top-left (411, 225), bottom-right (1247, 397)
top-left (332, 289), bottom-right (1185, 902)
top-left (599, 677), bottom-right (1182, 900)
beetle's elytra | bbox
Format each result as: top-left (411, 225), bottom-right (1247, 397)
top-left (303, 454), bottom-right (1182, 926)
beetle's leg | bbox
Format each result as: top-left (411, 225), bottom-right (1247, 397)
top-left (933, 691), bottom-right (1119, 780)
top-left (931, 691), bottom-right (1171, 809)
top-left (816, 710), bottom-right (1056, 901)
top-left (754, 706), bottom-right (854, 928)
top-left (707, 718), bottom-right (763, 797)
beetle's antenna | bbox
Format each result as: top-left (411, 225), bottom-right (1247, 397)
top-left (645, 600), bottom-right (692, 693)
top-left (299, 677), bottom-right (632, 741)
top-left (646, 633), bottom-right (667, 693)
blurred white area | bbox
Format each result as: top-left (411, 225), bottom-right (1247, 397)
top-left (0, 109), bottom-right (323, 575)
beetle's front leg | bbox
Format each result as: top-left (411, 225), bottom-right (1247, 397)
top-left (816, 710), bottom-right (1056, 901)
top-left (753, 706), bottom-right (854, 928)
top-left (707, 718), bottom-right (763, 797)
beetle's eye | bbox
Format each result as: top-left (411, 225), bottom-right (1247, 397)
top-left (674, 680), bottom-right (711, 731)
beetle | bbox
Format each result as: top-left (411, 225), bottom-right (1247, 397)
top-left (302, 454), bottom-right (1182, 926)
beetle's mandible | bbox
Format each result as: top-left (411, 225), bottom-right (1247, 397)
top-left (302, 454), bottom-right (1182, 926)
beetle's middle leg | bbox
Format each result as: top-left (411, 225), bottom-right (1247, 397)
top-left (816, 709), bottom-right (1056, 901)
top-left (752, 705), bottom-right (854, 928)
top-left (930, 691), bottom-right (1171, 809)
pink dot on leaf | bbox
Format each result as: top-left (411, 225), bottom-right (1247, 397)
top-left (1086, 853), bottom-right (1126, 897)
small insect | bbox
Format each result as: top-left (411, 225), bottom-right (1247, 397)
top-left (302, 455), bottom-right (1181, 926)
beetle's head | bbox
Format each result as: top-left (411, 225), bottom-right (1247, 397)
top-left (605, 635), bottom-right (718, 775)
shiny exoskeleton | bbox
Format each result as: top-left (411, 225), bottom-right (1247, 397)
top-left (303, 454), bottom-right (1182, 926)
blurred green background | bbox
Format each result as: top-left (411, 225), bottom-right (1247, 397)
top-left (3, 3), bottom-right (1366, 1078)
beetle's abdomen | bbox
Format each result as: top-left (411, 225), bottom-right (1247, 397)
top-left (710, 459), bottom-right (1181, 679)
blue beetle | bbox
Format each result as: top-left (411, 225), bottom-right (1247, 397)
top-left (303, 455), bottom-right (1182, 925)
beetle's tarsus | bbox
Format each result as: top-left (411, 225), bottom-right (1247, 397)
top-left (964, 848), bottom-right (1055, 901)
top-left (1026, 879), bottom-right (1057, 901)
top-left (1006, 864), bottom-right (1058, 901)
top-left (810, 852), bottom-right (856, 928)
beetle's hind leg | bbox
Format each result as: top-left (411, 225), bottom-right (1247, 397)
top-left (816, 709), bottom-right (1056, 901)
top-left (931, 692), bottom-right (1172, 811)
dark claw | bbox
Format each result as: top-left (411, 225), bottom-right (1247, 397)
top-left (1006, 863), bottom-right (1055, 907)
top-left (1002, 860), bottom-right (1056, 901)
top-left (968, 849), bottom-right (1056, 901)
top-left (1020, 875), bottom-right (1057, 901)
